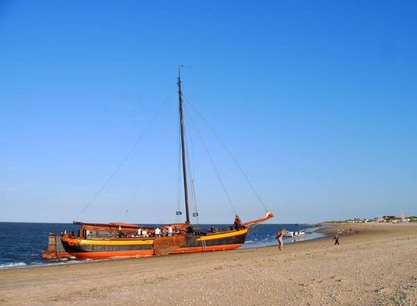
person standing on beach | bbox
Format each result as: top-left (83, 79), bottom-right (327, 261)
top-left (334, 234), bottom-right (340, 245)
top-left (276, 229), bottom-right (284, 251)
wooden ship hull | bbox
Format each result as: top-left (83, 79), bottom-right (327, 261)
top-left (42, 212), bottom-right (272, 260)
top-left (42, 229), bottom-right (247, 259)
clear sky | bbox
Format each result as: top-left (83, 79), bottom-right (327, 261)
top-left (1, 1), bottom-right (416, 224)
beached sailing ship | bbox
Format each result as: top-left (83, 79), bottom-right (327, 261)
top-left (42, 68), bottom-right (273, 260)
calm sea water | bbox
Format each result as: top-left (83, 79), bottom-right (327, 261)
top-left (0, 222), bottom-right (326, 269)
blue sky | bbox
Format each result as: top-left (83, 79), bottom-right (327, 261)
top-left (1, 1), bottom-right (416, 224)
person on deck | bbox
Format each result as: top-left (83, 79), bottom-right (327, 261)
top-left (234, 215), bottom-right (242, 230)
top-left (168, 225), bottom-right (173, 236)
top-left (155, 227), bottom-right (161, 237)
top-left (142, 229), bottom-right (148, 237)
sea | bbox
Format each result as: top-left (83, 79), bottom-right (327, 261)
top-left (0, 222), bottom-right (326, 270)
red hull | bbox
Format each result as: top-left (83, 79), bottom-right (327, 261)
top-left (69, 249), bottom-right (155, 259)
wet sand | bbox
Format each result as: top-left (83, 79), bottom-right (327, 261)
top-left (1, 223), bottom-right (416, 305)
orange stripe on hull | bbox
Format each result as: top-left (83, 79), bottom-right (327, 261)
top-left (172, 243), bottom-right (243, 254)
top-left (70, 249), bottom-right (155, 259)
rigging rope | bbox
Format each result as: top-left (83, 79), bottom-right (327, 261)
top-left (187, 112), bottom-right (238, 215)
top-left (190, 178), bottom-right (200, 225)
top-left (184, 127), bottom-right (201, 225)
top-left (176, 111), bottom-right (201, 225)
top-left (121, 177), bottom-right (141, 223)
top-left (185, 99), bottom-right (269, 212)
top-left (74, 90), bottom-right (174, 222)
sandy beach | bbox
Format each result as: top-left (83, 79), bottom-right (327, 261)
top-left (1, 223), bottom-right (416, 305)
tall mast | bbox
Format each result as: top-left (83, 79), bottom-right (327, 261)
top-left (177, 66), bottom-right (190, 224)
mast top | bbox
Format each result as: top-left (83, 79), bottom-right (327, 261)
top-left (178, 65), bottom-right (190, 81)
top-left (178, 64), bottom-right (184, 79)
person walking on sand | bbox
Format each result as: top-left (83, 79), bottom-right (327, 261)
top-left (276, 229), bottom-right (284, 251)
top-left (334, 234), bottom-right (340, 245)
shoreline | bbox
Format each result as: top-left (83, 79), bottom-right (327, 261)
top-left (0, 222), bottom-right (403, 271)
top-left (0, 223), bottom-right (324, 271)
top-left (1, 222), bottom-right (416, 305)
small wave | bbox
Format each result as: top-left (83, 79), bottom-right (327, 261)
top-left (0, 262), bottom-right (27, 269)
